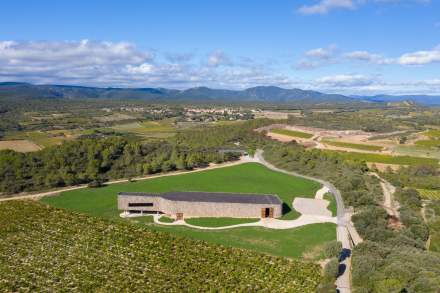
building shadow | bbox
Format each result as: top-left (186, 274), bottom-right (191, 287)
top-left (282, 203), bottom-right (291, 215)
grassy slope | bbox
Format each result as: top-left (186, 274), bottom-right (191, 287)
top-left (271, 128), bottom-right (314, 139)
top-left (41, 163), bottom-right (336, 259)
top-left (0, 201), bottom-right (322, 291)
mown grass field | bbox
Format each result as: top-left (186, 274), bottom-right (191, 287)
top-left (0, 201), bottom-right (322, 292)
top-left (185, 217), bottom-right (259, 227)
top-left (417, 189), bottom-right (440, 200)
top-left (324, 150), bottom-right (439, 165)
top-left (271, 128), bottom-right (314, 139)
top-left (322, 140), bottom-right (383, 151)
top-left (43, 163), bottom-right (320, 220)
top-left (41, 163), bottom-right (336, 259)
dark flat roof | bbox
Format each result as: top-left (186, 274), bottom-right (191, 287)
top-left (118, 191), bottom-right (282, 205)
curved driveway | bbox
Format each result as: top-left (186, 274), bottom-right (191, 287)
top-left (254, 149), bottom-right (357, 293)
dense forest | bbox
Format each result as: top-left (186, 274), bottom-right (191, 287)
top-left (0, 137), bottom-right (240, 194)
top-left (263, 142), bottom-right (440, 292)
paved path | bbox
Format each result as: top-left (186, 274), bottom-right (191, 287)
top-left (151, 213), bottom-right (337, 230)
top-left (254, 150), bottom-right (357, 293)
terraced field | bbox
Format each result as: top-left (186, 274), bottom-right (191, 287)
top-left (0, 201), bottom-right (322, 292)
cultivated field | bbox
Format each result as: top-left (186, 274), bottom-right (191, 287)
top-left (0, 140), bottom-right (41, 152)
top-left (324, 150), bottom-right (438, 165)
top-left (111, 120), bottom-right (176, 138)
top-left (322, 140), bottom-right (384, 152)
top-left (41, 163), bottom-right (337, 258)
top-left (0, 201), bottom-right (322, 291)
top-left (271, 128), bottom-right (314, 139)
top-left (418, 189), bottom-right (440, 200)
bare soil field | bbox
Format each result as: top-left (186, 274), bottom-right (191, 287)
top-left (0, 140), bottom-right (41, 152)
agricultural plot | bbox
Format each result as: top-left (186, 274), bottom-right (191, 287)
top-left (417, 189), bottom-right (440, 200)
top-left (0, 201), bottom-right (322, 292)
top-left (322, 140), bottom-right (383, 152)
top-left (415, 140), bottom-right (440, 148)
top-left (0, 140), bottom-right (41, 152)
top-left (271, 128), bottom-right (314, 139)
top-left (41, 163), bottom-right (337, 258)
top-left (111, 120), bottom-right (176, 138)
top-left (324, 150), bottom-right (438, 165)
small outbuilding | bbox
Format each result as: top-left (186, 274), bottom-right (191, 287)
top-left (118, 191), bottom-right (283, 219)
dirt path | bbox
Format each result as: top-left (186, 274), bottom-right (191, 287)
top-left (0, 158), bottom-right (251, 203)
top-left (369, 172), bottom-right (400, 219)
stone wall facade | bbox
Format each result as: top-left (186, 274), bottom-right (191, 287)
top-left (118, 195), bottom-right (282, 218)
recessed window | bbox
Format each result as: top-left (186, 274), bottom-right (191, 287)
top-left (128, 202), bottom-right (153, 207)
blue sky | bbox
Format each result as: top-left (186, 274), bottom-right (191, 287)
top-left (1, 0), bottom-right (439, 95)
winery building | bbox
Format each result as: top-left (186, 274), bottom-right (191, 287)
top-left (118, 191), bottom-right (283, 219)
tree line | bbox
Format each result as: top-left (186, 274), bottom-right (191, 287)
top-left (0, 137), bottom-right (239, 194)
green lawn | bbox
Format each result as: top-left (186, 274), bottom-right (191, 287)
top-left (158, 216), bottom-right (175, 223)
top-left (147, 222), bottom-right (336, 259)
top-left (40, 163), bottom-right (335, 259)
top-left (322, 140), bottom-right (383, 152)
top-left (42, 163), bottom-right (320, 220)
top-left (185, 217), bottom-right (259, 227)
top-left (324, 193), bottom-right (337, 217)
top-left (271, 128), bottom-right (314, 139)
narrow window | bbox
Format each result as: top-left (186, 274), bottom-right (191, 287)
top-left (128, 202), bottom-right (154, 207)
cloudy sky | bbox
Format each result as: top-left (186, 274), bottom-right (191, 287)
top-left (1, 0), bottom-right (440, 95)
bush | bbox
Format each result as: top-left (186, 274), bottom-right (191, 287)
top-left (323, 240), bottom-right (342, 259)
top-left (87, 180), bottom-right (105, 188)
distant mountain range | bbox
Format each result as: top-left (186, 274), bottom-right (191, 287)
top-left (356, 94), bottom-right (440, 106)
top-left (0, 82), bottom-right (439, 106)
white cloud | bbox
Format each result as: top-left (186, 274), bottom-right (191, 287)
top-left (207, 50), bottom-right (231, 67)
top-left (316, 74), bottom-right (376, 87)
top-left (298, 0), bottom-right (431, 15)
top-left (344, 50), bottom-right (393, 64)
top-left (397, 45), bottom-right (440, 65)
top-left (298, 0), bottom-right (356, 15)
top-left (305, 45), bottom-right (337, 59)
top-left (125, 63), bottom-right (155, 74)
top-left (296, 45), bottom-right (338, 69)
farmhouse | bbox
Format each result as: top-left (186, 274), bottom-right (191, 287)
top-left (118, 191), bottom-right (283, 219)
